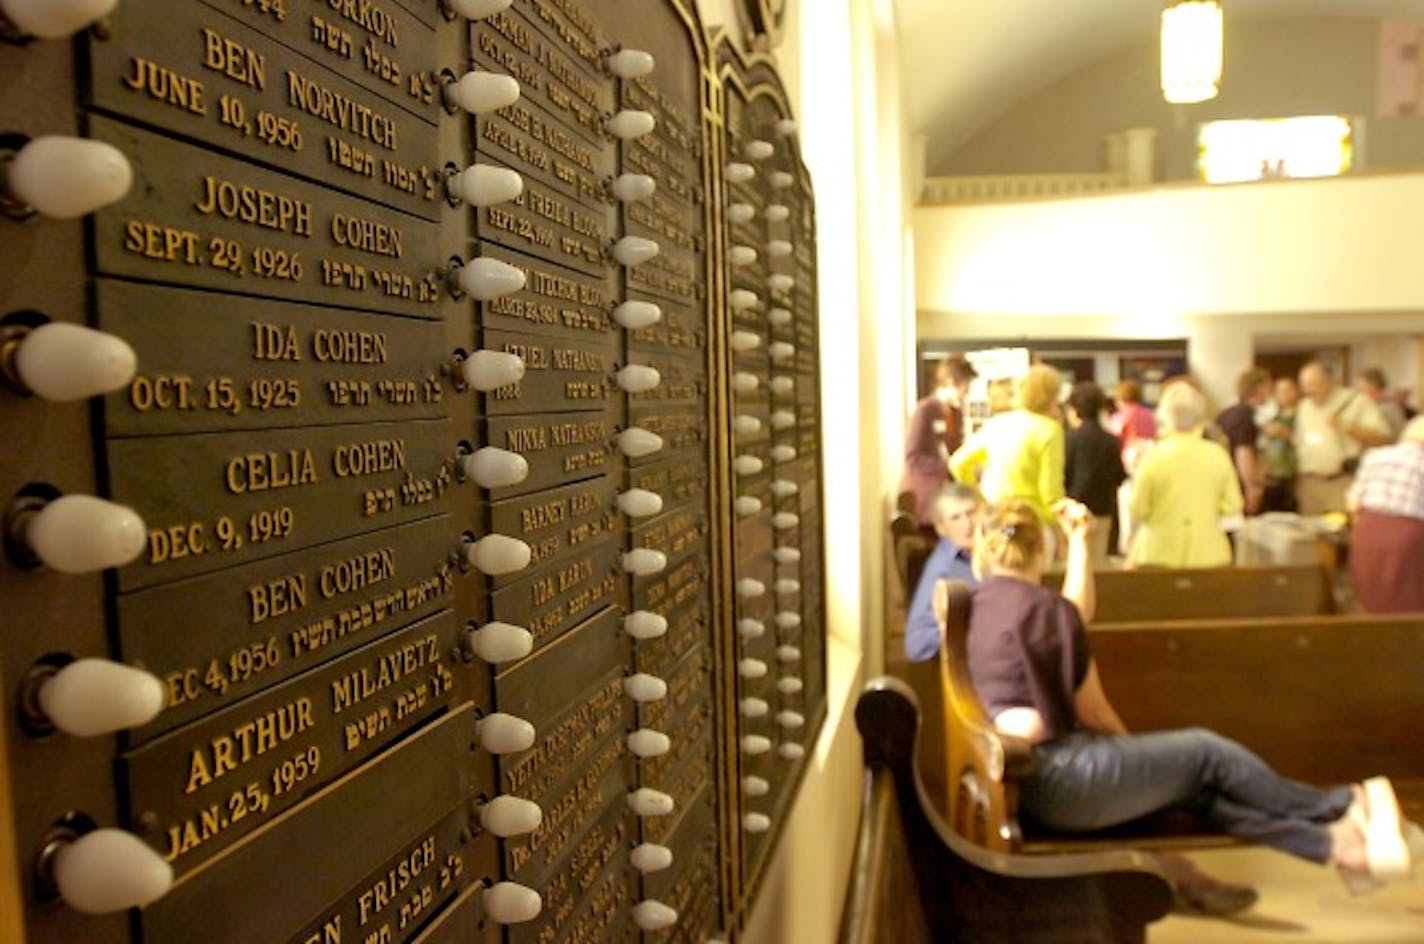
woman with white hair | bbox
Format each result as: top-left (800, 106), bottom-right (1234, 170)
top-left (1348, 415), bottom-right (1424, 613)
top-left (1127, 382), bottom-right (1244, 567)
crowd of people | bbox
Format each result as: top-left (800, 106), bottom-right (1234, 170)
top-left (899, 355), bottom-right (1423, 613)
top-left (898, 354), bottom-right (1423, 909)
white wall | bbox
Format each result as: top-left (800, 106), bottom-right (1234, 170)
top-left (915, 173), bottom-right (1424, 407)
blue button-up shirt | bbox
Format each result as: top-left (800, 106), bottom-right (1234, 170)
top-left (904, 538), bottom-right (977, 662)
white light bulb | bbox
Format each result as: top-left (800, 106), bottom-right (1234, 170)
top-left (461, 350), bottom-right (524, 391)
top-left (457, 257), bottom-right (525, 300)
top-left (770, 171), bottom-right (795, 188)
top-left (771, 512), bottom-right (800, 531)
top-left (465, 534), bottom-right (532, 575)
top-left (775, 611), bottom-right (802, 630)
top-left (734, 495), bottom-right (762, 516)
top-left (629, 843), bottom-right (673, 873)
top-left (726, 162), bottom-right (755, 183)
top-left (770, 479), bottom-right (799, 498)
top-left (733, 415), bottom-right (761, 435)
top-left (743, 776), bottom-right (769, 796)
top-left (627, 728), bottom-right (671, 758)
top-left (769, 410), bottom-right (795, 430)
top-left (11, 323), bottom-right (136, 401)
top-left (477, 713), bottom-right (536, 754)
top-left (742, 734), bottom-right (771, 755)
top-left (740, 697), bottom-right (768, 718)
top-left (744, 813), bottom-right (771, 833)
top-left (729, 330), bottom-right (761, 352)
top-left (610, 235), bottom-right (659, 266)
top-left (1, 0), bottom-right (117, 38)
top-left (7, 136), bottom-right (131, 219)
top-left (736, 578), bottom-right (765, 599)
top-left (776, 118), bottom-right (798, 136)
top-left (612, 300), bottom-right (662, 329)
top-left (775, 578), bottom-right (800, 595)
top-left (615, 364), bottom-right (661, 393)
top-left (729, 245), bottom-right (758, 267)
top-left (737, 618), bottom-right (765, 640)
top-left (617, 488), bottom-right (663, 518)
top-left (777, 676), bottom-right (804, 695)
top-left (461, 447), bottom-right (529, 489)
top-left (466, 621), bottom-right (533, 663)
top-left (765, 204), bottom-right (790, 223)
top-left (768, 307), bottom-right (792, 327)
top-left (449, 164), bottom-right (523, 206)
top-left (623, 673), bottom-right (667, 702)
top-left (606, 48), bottom-right (655, 78)
top-left (632, 900), bottom-right (678, 931)
top-left (738, 658), bottom-right (767, 679)
top-left (610, 173), bottom-right (655, 203)
top-left (626, 788), bottom-right (675, 817)
top-left (622, 548), bottom-right (667, 576)
top-left (606, 110), bottom-right (655, 140)
top-left (616, 427), bottom-right (663, 458)
top-left (37, 659), bottom-right (164, 736)
top-left (51, 829), bottom-right (172, 914)
top-left (26, 494), bottom-right (144, 574)
top-left (448, 71), bottom-right (520, 114)
top-left (768, 274), bottom-right (795, 293)
top-left (728, 202), bottom-right (755, 224)
top-left (770, 445), bottom-right (797, 463)
top-left (772, 547), bottom-right (801, 565)
top-left (483, 882), bottom-right (542, 924)
top-left (728, 289), bottom-right (759, 312)
top-left (745, 139), bottom-right (774, 160)
top-left (479, 795), bottom-right (542, 837)
top-left (768, 341), bottom-right (795, 361)
top-left (777, 645), bottom-right (802, 663)
top-left (768, 376), bottom-right (794, 396)
top-left (776, 710), bottom-right (805, 729)
top-left (732, 373), bottom-right (759, 394)
top-left (767, 240), bottom-right (792, 257)
top-left (449, 0), bottom-right (512, 18)
top-left (623, 611), bottom-right (668, 640)
top-left (734, 455), bottom-right (764, 476)
top-left (779, 742), bottom-right (806, 760)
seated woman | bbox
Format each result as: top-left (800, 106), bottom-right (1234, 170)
top-left (966, 495), bottom-right (1412, 891)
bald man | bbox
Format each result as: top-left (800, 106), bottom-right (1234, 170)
top-left (1293, 362), bottom-right (1390, 515)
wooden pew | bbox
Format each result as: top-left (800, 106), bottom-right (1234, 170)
top-left (838, 676), bottom-right (1174, 944)
top-left (936, 579), bottom-right (1424, 855)
top-left (1043, 563), bottom-right (1334, 624)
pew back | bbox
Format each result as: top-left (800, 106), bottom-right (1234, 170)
top-left (1043, 564), bottom-right (1334, 624)
top-left (1091, 613), bottom-right (1424, 785)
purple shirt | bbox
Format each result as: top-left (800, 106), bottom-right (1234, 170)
top-left (967, 576), bottom-right (1090, 741)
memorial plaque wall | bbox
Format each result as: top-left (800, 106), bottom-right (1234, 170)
top-left (1, 2), bottom-right (823, 942)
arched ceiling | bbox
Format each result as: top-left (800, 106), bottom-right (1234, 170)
top-left (895, 0), bottom-right (1424, 171)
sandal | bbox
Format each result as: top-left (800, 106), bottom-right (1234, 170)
top-left (1361, 776), bottom-right (1412, 880)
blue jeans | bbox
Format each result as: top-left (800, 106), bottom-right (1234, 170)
top-left (1020, 728), bottom-right (1352, 863)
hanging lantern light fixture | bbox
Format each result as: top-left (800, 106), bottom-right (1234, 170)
top-left (1161, 0), bottom-right (1223, 104)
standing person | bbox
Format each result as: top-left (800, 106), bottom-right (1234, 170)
top-left (1354, 368), bottom-right (1407, 442)
top-left (904, 484), bottom-right (980, 663)
top-left (949, 364), bottom-right (1066, 528)
top-left (1217, 368), bottom-right (1274, 515)
top-left (1111, 379), bottom-right (1157, 473)
top-left (900, 356), bottom-right (977, 526)
top-left (1260, 377), bottom-right (1300, 513)
top-left (1294, 362), bottom-right (1391, 516)
top-left (1063, 381), bottom-right (1126, 566)
top-left (965, 496), bottom-right (1413, 894)
top-left (1347, 416), bottom-right (1424, 614)
top-left (1127, 382), bottom-right (1243, 568)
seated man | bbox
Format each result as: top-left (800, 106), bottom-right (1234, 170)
top-left (905, 483), bottom-right (980, 663)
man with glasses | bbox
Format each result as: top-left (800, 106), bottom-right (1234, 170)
top-left (904, 483), bottom-right (981, 662)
